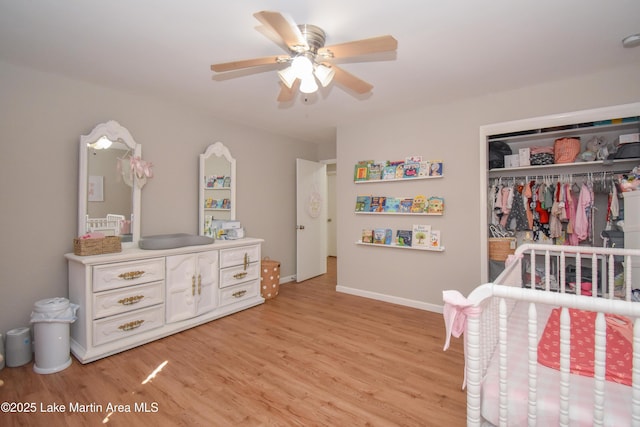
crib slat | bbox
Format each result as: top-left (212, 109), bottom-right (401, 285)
top-left (527, 302), bottom-right (537, 425)
top-left (632, 318), bottom-right (640, 426)
top-left (593, 312), bottom-right (606, 426)
top-left (498, 297), bottom-right (508, 426)
top-left (559, 306), bottom-right (570, 427)
top-left (465, 313), bottom-right (482, 427)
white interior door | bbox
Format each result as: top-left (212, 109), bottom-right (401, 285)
top-left (327, 170), bottom-right (337, 257)
top-left (296, 158), bottom-right (327, 282)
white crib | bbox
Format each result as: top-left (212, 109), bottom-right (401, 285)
top-left (445, 243), bottom-right (640, 426)
top-left (85, 214), bottom-right (125, 236)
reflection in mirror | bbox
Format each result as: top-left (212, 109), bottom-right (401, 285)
top-left (79, 121), bottom-right (141, 247)
top-left (199, 142), bottom-right (236, 237)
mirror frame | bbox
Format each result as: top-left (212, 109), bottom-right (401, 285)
top-left (199, 142), bottom-right (236, 235)
top-left (78, 120), bottom-right (141, 248)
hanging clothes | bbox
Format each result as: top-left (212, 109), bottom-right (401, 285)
top-left (506, 184), bottom-right (529, 231)
top-left (574, 183), bottom-right (593, 242)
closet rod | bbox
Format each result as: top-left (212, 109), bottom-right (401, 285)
top-left (489, 169), bottom-right (630, 183)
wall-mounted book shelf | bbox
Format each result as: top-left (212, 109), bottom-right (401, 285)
top-left (354, 175), bottom-right (444, 184)
top-left (354, 211), bottom-right (443, 216)
top-left (355, 241), bottom-right (445, 252)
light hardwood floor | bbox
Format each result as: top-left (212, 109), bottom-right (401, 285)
top-left (0, 257), bottom-right (466, 426)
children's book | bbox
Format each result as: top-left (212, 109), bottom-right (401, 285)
top-left (411, 195), bottom-right (427, 213)
top-left (362, 229), bottom-right (373, 244)
top-left (403, 162), bottom-right (420, 178)
top-left (418, 161), bottom-right (431, 177)
top-left (399, 198), bottom-right (414, 213)
top-left (384, 197), bottom-right (400, 212)
top-left (369, 196), bottom-right (386, 212)
top-left (355, 195), bottom-right (372, 212)
top-left (396, 230), bottom-right (412, 247)
top-left (354, 160), bottom-right (372, 181)
top-left (427, 196), bottom-right (445, 214)
top-left (412, 224), bottom-right (431, 248)
top-left (368, 163), bottom-right (383, 180)
top-left (373, 228), bottom-right (393, 245)
top-left (382, 165), bottom-right (396, 180)
top-left (429, 161), bottom-right (443, 176)
top-left (430, 230), bottom-right (441, 248)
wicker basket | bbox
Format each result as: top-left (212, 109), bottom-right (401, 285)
top-left (260, 257), bottom-right (281, 300)
top-left (74, 236), bottom-right (122, 256)
top-left (488, 237), bottom-right (516, 261)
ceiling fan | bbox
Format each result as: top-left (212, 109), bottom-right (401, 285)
top-left (210, 10), bottom-right (398, 102)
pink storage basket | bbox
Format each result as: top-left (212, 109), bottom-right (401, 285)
top-left (554, 137), bottom-right (581, 164)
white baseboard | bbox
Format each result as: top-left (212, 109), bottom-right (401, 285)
top-left (336, 285), bottom-right (443, 314)
top-left (279, 275), bottom-right (296, 284)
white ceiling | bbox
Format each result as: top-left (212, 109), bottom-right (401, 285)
top-left (1, 1), bottom-right (639, 145)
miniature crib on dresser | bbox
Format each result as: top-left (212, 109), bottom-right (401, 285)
top-left (445, 243), bottom-right (640, 426)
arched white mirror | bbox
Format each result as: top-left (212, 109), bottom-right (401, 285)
top-left (199, 142), bottom-right (236, 237)
top-left (79, 120), bottom-right (142, 247)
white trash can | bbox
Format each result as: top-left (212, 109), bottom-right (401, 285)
top-left (5, 327), bottom-right (32, 367)
top-left (30, 297), bottom-right (78, 374)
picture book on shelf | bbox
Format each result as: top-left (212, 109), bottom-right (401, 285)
top-left (368, 163), bottom-right (383, 180)
top-left (373, 228), bottom-right (393, 245)
top-left (411, 195), bottom-right (427, 213)
top-left (362, 229), bottom-right (373, 244)
top-left (399, 198), bottom-right (414, 213)
top-left (384, 197), bottom-right (400, 212)
top-left (430, 230), bottom-right (441, 248)
top-left (402, 162), bottom-right (420, 178)
top-left (418, 161), bottom-right (431, 177)
top-left (355, 195), bottom-right (372, 212)
top-left (369, 196), bottom-right (386, 212)
top-left (396, 230), bottom-right (412, 247)
top-left (412, 224), bottom-right (431, 247)
top-left (382, 165), bottom-right (396, 180)
top-left (354, 160), bottom-right (372, 181)
top-left (427, 196), bottom-right (445, 214)
top-left (429, 161), bottom-right (443, 176)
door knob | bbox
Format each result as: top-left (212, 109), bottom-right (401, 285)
top-left (296, 225), bottom-right (305, 230)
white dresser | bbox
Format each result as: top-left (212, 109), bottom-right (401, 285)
top-left (66, 237), bottom-right (263, 363)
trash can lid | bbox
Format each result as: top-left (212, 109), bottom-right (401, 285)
top-left (33, 297), bottom-right (70, 314)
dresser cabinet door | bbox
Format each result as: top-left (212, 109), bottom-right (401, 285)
top-left (166, 250), bottom-right (218, 323)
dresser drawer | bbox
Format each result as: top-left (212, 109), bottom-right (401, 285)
top-left (220, 245), bottom-right (260, 268)
top-left (93, 281), bottom-right (164, 320)
top-left (93, 258), bottom-right (165, 292)
top-left (220, 262), bottom-right (260, 288)
top-left (219, 280), bottom-right (259, 306)
top-left (93, 305), bottom-right (164, 346)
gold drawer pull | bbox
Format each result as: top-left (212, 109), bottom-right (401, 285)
top-left (118, 295), bottom-right (144, 306)
top-left (244, 253), bottom-right (249, 270)
top-left (198, 274), bottom-right (202, 295)
top-left (232, 290), bottom-right (247, 298)
top-left (233, 272), bottom-right (248, 280)
top-left (119, 270), bottom-right (145, 280)
top-left (192, 275), bottom-right (196, 296)
top-left (118, 319), bottom-right (144, 331)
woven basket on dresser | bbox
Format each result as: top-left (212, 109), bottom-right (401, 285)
top-left (74, 236), bottom-right (122, 256)
top-left (260, 258), bottom-right (281, 300)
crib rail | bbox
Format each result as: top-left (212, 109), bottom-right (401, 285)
top-left (465, 244), bottom-right (640, 427)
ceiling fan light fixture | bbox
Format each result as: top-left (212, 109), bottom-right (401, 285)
top-left (299, 76), bottom-right (319, 94)
top-left (314, 64), bottom-right (335, 87)
top-left (291, 55), bottom-right (314, 79)
top-left (277, 66), bottom-right (297, 88)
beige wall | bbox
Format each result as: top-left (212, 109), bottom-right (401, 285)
top-left (336, 64), bottom-right (640, 311)
top-left (0, 60), bottom-right (319, 333)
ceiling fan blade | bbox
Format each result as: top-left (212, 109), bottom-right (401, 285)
top-left (211, 55), bottom-right (289, 73)
top-left (331, 64), bottom-right (373, 94)
top-left (253, 11), bottom-right (308, 52)
top-left (277, 79), bottom-right (300, 102)
top-left (319, 35), bottom-right (397, 59)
